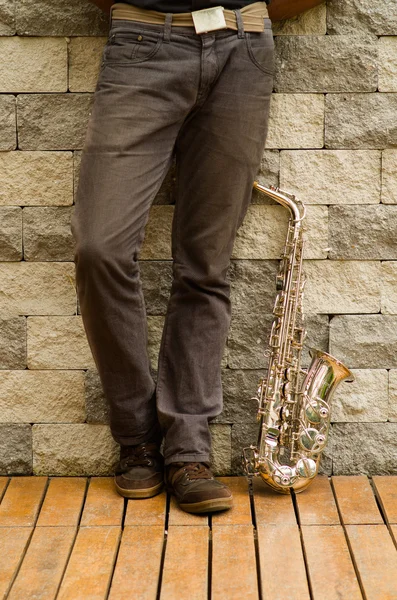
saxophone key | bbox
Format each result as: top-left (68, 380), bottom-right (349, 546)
top-left (296, 457), bottom-right (317, 479)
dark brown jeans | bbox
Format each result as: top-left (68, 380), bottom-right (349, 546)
top-left (71, 6), bottom-right (274, 465)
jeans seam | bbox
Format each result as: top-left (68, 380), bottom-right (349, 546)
top-left (156, 149), bottom-right (181, 420)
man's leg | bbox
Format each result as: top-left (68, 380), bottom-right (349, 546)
top-left (157, 14), bottom-right (275, 466)
top-left (71, 16), bottom-right (202, 448)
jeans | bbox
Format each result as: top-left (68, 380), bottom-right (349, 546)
top-left (70, 6), bottom-right (274, 465)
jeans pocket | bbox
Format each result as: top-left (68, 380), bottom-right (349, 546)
top-left (245, 28), bottom-right (275, 75)
top-left (102, 29), bottom-right (163, 67)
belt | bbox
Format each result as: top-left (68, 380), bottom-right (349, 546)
top-left (110, 2), bottom-right (269, 33)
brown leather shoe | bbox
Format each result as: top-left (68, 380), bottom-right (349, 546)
top-left (114, 442), bottom-right (164, 499)
top-left (165, 461), bottom-right (233, 513)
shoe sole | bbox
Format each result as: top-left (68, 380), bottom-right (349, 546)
top-left (114, 480), bottom-right (164, 499)
top-left (178, 496), bottom-right (233, 514)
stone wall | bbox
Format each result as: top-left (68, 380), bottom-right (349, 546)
top-left (0, 0), bottom-right (396, 476)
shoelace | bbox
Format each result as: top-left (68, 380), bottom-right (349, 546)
top-left (119, 444), bottom-right (156, 469)
top-left (181, 462), bottom-right (213, 480)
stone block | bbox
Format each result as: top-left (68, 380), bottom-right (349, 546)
top-left (0, 317), bottom-right (26, 369)
top-left (231, 422), bottom-right (258, 474)
top-left (304, 260), bottom-right (381, 314)
top-left (303, 206), bottom-right (329, 260)
top-left (0, 424), bottom-right (32, 475)
top-left (16, 0), bottom-right (109, 36)
top-left (140, 206), bottom-right (173, 260)
top-left (319, 428), bottom-right (333, 476)
top-left (331, 369), bottom-right (388, 423)
top-left (381, 262), bottom-right (397, 314)
top-left (330, 315), bottom-right (397, 369)
top-left (23, 206), bottom-right (74, 260)
top-left (85, 368), bottom-right (109, 424)
top-left (0, 370), bottom-right (86, 423)
top-left (0, 37), bottom-right (67, 92)
top-left (0, 95), bottom-right (16, 150)
top-left (69, 36), bottom-right (106, 92)
top-left (17, 93), bottom-right (93, 150)
top-left (332, 423), bottom-right (397, 475)
top-left (0, 0), bottom-right (16, 35)
top-left (147, 315), bottom-right (165, 375)
top-left (229, 259), bottom-right (278, 316)
top-left (325, 93), bottom-right (397, 149)
top-left (0, 151), bottom-right (73, 206)
top-left (232, 205), bottom-right (328, 260)
top-left (155, 157), bottom-right (176, 205)
top-left (272, 3), bottom-right (326, 35)
top-left (0, 262), bottom-right (76, 317)
top-left (0, 206), bottom-right (22, 260)
top-left (389, 370), bottom-right (397, 421)
top-left (228, 312), bottom-right (272, 370)
top-left (140, 261), bottom-right (173, 316)
top-left (327, 0), bottom-right (397, 36)
top-left (274, 35), bottom-right (377, 92)
top-left (280, 150), bottom-right (381, 205)
top-left (232, 205), bottom-right (287, 259)
top-left (209, 423), bottom-right (231, 476)
top-left (379, 37), bottom-right (397, 92)
top-left (217, 368), bottom-right (265, 424)
top-left (381, 150), bottom-right (397, 204)
top-left (266, 93), bottom-right (324, 149)
top-left (304, 316), bottom-right (330, 369)
top-left (27, 316), bottom-right (96, 369)
top-left (32, 424), bottom-right (119, 476)
top-left (329, 205), bottom-right (397, 260)
top-left (227, 312), bottom-right (328, 369)
top-left (252, 150), bottom-right (280, 202)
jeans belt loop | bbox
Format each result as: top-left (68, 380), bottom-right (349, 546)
top-left (163, 12), bottom-right (172, 42)
top-left (234, 8), bottom-right (245, 39)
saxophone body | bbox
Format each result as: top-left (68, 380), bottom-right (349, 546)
top-left (242, 182), bottom-right (354, 494)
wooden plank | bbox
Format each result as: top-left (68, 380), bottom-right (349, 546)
top-left (373, 476), bottom-right (397, 524)
top-left (295, 476), bottom-right (340, 525)
top-left (332, 476), bottom-right (382, 524)
top-left (392, 524), bottom-right (397, 547)
top-left (0, 477), bottom-right (47, 527)
top-left (108, 526), bottom-right (164, 600)
top-left (168, 496), bottom-right (209, 526)
top-left (211, 477), bottom-right (251, 526)
top-left (302, 525), bottom-right (362, 600)
top-left (36, 477), bottom-right (86, 527)
top-left (125, 489), bottom-right (167, 526)
top-left (212, 525), bottom-right (258, 600)
top-left (346, 524), bottom-right (397, 600)
top-left (161, 526), bottom-right (208, 599)
top-left (251, 476), bottom-right (296, 525)
top-left (0, 527), bottom-right (33, 598)
top-left (257, 525), bottom-right (310, 600)
top-left (0, 477), bottom-right (9, 501)
top-left (57, 526), bottom-right (121, 600)
top-left (80, 478), bottom-right (124, 527)
top-left (7, 526), bottom-right (76, 600)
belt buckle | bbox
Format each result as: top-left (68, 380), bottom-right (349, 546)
top-left (191, 6), bottom-right (227, 34)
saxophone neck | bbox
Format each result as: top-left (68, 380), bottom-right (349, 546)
top-left (253, 181), bottom-right (306, 222)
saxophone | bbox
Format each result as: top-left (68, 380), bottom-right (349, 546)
top-left (242, 182), bottom-right (354, 494)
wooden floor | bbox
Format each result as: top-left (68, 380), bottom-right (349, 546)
top-left (0, 475), bottom-right (397, 600)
